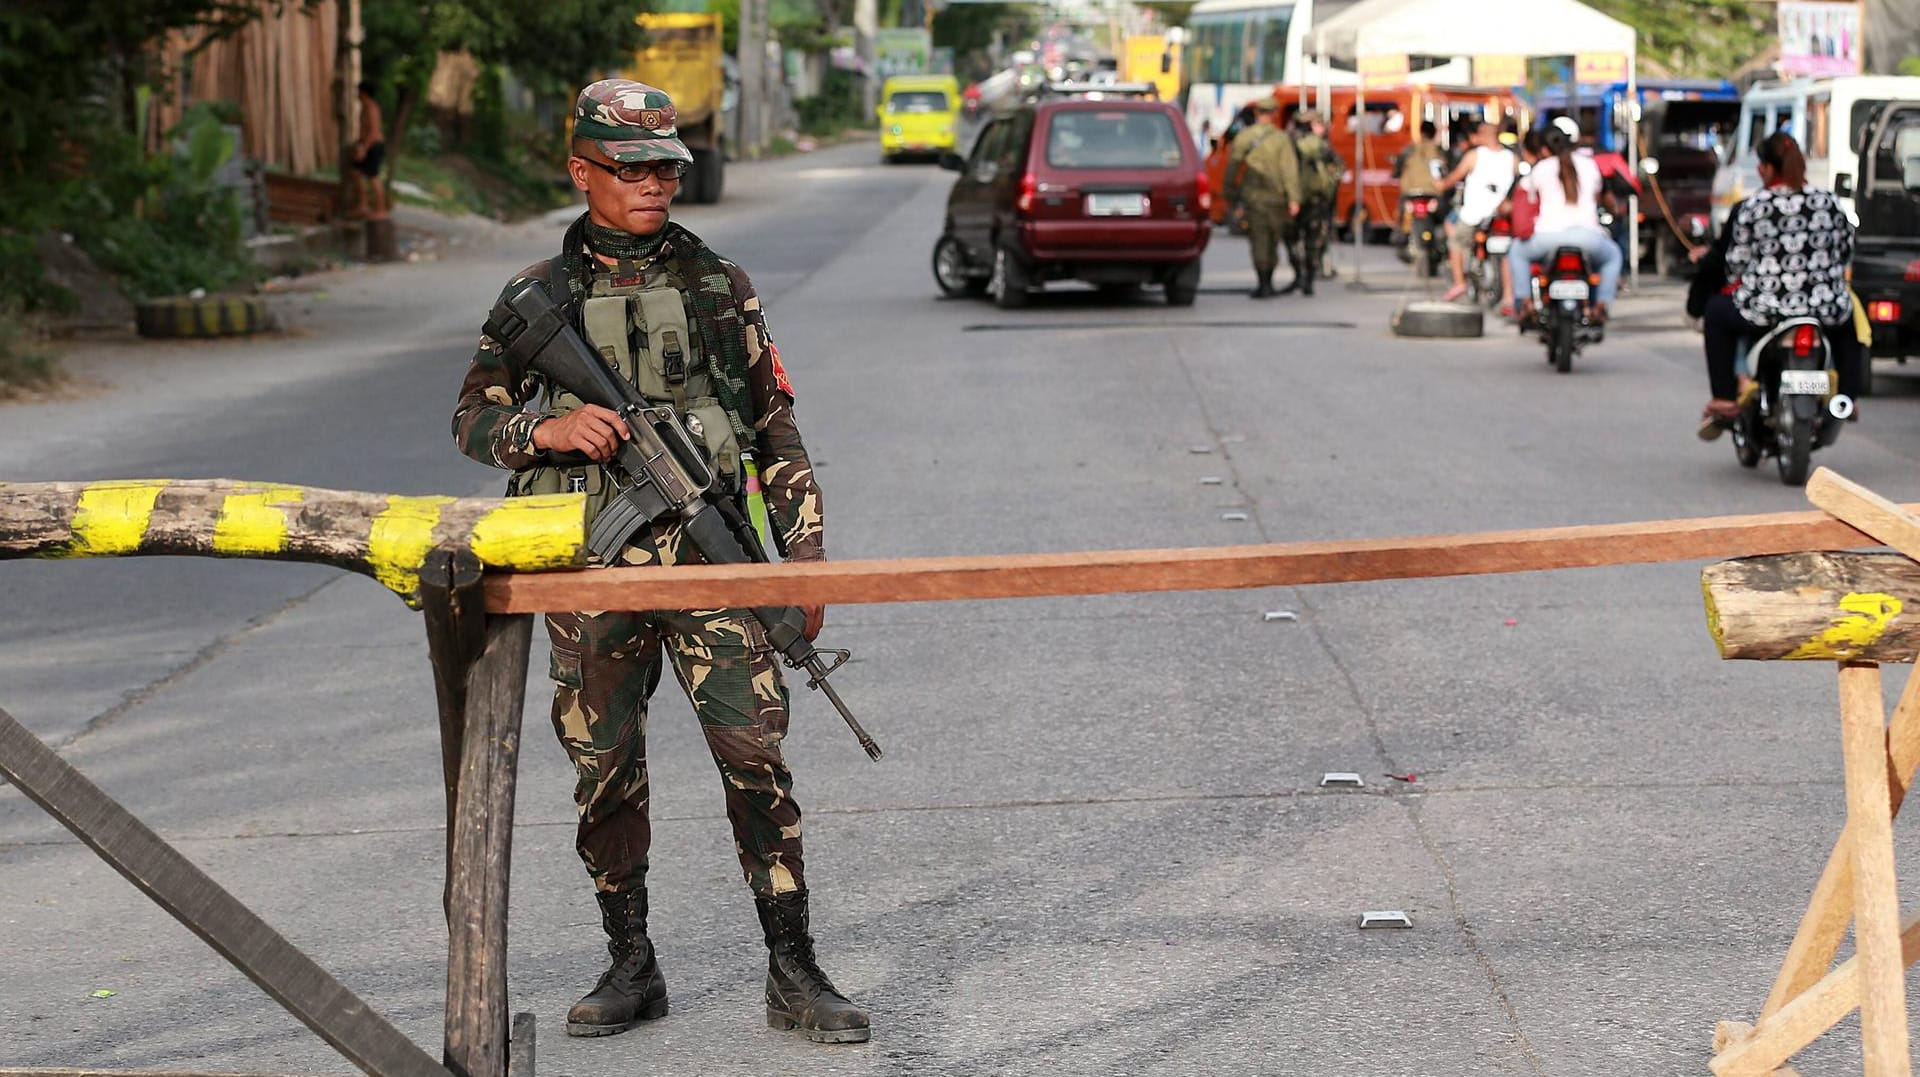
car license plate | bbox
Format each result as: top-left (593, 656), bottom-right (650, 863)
top-left (1547, 279), bottom-right (1589, 301)
top-left (1780, 370), bottom-right (1831, 395)
top-left (1485, 236), bottom-right (1511, 254)
top-left (1087, 192), bottom-right (1148, 217)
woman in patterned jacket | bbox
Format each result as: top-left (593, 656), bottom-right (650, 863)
top-left (1697, 132), bottom-right (1857, 438)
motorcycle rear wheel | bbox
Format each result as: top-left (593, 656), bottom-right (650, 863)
top-left (1777, 417), bottom-right (1814, 486)
top-left (1551, 319), bottom-right (1574, 374)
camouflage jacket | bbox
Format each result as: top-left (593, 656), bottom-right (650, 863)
top-left (450, 244), bottom-right (825, 562)
top-left (1224, 123), bottom-right (1300, 208)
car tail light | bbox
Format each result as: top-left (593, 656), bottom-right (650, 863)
top-left (1553, 251), bottom-right (1586, 276)
top-left (1195, 169), bottom-right (1211, 214)
top-left (1870, 299), bottom-right (1902, 323)
top-left (1792, 324), bottom-right (1818, 357)
top-left (1017, 171), bottom-right (1036, 214)
top-left (1906, 260), bottom-right (1920, 283)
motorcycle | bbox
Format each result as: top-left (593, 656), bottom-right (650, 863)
top-left (1729, 319), bottom-right (1852, 486)
top-left (1398, 195), bottom-right (1447, 278)
top-left (1469, 215), bottom-right (1512, 311)
top-left (1527, 246), bottom-right (1604, 374)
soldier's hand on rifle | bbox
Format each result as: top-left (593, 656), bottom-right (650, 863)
top-left (802, 605), bottom-right (824, 642)
top-left (533, 405), bottom-right (630, 462)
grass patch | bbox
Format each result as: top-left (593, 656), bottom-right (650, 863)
top-left (0, 306), bottom-right (58, 398)
top-left (392, 151), bottom-right (571, 220)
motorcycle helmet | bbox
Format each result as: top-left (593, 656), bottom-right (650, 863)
top-left (1550, 115), bottom-right (1581, 141)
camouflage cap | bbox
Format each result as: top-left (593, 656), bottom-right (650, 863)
top-left (573, 78), bottom-right (693, 164)
top-left (1296, 108), bottom-right (1326, 124)
top-left (1251, 96), bottom-right (1280, 113)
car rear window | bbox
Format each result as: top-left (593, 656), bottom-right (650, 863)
top-left (888, 91), bottom-right (949, 113)
top-left (1045, 110), bottom-right (1184, 169)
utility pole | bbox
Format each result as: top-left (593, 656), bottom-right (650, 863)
top-left (737, 0), bottom-right (764, 157)
top-left (855, 0), bottom-right (878, 117)
top-left (333, 0), bottom-right (359, 212)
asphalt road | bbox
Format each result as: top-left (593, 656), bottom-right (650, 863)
top-left (5, 137), bottom-right (1920, 1076)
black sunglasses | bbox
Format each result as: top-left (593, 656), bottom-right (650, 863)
top-left (576, 156), bottom-right (686, 183)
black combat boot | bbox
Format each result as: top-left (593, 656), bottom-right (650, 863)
top-left (1300, 257), bottom-right (1317, 297)
top-left (1249, 270), bottom-right (1274, 298)
top-left (1274, 255), bottom-right (1302, 295)
top-left (756, 891), bottom-right (870, 1044)
top-left (566, 888), bottom-right (669, 1037)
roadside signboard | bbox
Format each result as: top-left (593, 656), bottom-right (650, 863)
top-left (1474, 55), bottom-right (1527, 87)
top-left (876, 28), bottom-right (932, 78)
top-left (1359, 54), bottom-right (1409, 89)
top-left (1779, 0), bottom-right (1864, 76)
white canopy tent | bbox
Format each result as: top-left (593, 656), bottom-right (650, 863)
top-left (1304, 0), bottom-right (1640, 286)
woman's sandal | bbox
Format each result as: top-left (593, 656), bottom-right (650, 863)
top-left (1697, 402), bottom-right (1740, 442)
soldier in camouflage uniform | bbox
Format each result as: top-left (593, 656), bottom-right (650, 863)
top-left (450, 79), bottom-right (868, 1045)
top-left (1222, 97), bottom-right (1301, 299)
top-left (1289, 111), bottom-right (1343, 296)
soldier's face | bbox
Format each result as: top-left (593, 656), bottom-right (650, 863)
top-left (569, 143), bottom-right (677, 236)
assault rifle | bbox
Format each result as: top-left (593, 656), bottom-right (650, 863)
top-left (486, 281), bottom-right (882, 761)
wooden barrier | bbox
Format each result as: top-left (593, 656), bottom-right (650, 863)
top-left (4, 472), bottom-right (1919, 1076)
top-left (1708, 470), bottom-right (1920, 1077)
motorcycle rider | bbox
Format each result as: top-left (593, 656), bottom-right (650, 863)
top-left (1436, 119), bottom-right (1517, 304)
top-left (1695, 132), bottom-right (1857, 439)
top-left (1503, 124), bottom-right (1621, 325)
top-left (1393, 120), bottom-right (1447, 261)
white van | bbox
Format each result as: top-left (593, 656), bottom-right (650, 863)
top-left (1711, 75), bottom-right (1920, 232)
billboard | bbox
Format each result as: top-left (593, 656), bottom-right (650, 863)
top-left (1778, 0), bottom-right (1864, 77)
top-left (875, 28), bottom-right (932, 78)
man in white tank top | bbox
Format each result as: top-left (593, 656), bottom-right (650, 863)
top-left (1436, 121), bottom-right (1518, 303)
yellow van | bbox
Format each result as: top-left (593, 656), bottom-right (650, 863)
top-left (878, 75), bottom-right (961, 162)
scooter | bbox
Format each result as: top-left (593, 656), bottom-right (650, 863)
top-left (1399, 195), bottom-right (1447, 278)
top-left (1470, 215), bottom-right (1512, 311)
top-left (1527, 247), bottom-right (1604, 374)
top-left (1729, 319), bottom-right (1852, 486)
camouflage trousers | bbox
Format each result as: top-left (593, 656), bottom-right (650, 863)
top-left (1289, 199), bottom-right (1333, 272)
top-left (1243, 201), bottom-right (1293, 276)
top-left (545, 523), bottom-right (803, 899)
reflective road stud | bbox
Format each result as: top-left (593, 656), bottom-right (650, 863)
top-left (1359, 911), bottom-right (1413, 929)
top-left (1320, 772), bottom-right (1364, 787)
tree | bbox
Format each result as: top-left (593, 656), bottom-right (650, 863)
top-left (359, 0), bottom-right (649, 187)
top-left (1585, 0), bottom-right (1773, 80)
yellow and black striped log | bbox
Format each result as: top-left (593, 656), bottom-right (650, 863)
top-left (0, 479), bottom-right (585, 608)
top-left (1705, 551), bottom-right (1920, 662)
top-left (133, 296), bottom-right (271, 339)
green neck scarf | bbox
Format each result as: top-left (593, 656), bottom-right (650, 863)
top-left (584, 219), bottom-right (667, 262)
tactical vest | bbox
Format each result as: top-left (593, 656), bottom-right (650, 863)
top-left (1296, 133), bottom-right (1340, 204)
top-left (509, 262), bottom-right (747, 531)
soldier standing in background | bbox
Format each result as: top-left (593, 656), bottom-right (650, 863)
top-left (450, 79), bottom-right (869, 1046)
top-left (1290, 111), bottom-right (1343, 296)
top-left (1222, 97), bottom-right (1301, 299)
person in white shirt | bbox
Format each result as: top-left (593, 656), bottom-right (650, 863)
top-left (1435, 120), bottom-right (1517, 304)
top-left (1503, 125), bottom-right (1621, 320)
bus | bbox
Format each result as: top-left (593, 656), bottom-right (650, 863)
top-left (1180, 0), bottom-right (1469, 150)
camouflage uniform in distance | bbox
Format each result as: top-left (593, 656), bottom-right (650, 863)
top-left (1222, 107), bottom-right (1302, 283)
top-left (451, 232), bottom-right (822, 901)
top-left (1290, 123), bottom-right (1343, 281)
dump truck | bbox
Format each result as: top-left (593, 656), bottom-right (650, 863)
top-left (627, 12), bottom-right (729, 203)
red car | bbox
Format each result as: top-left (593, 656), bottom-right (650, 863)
top-left (931, 87), bottom-right (1211, 307)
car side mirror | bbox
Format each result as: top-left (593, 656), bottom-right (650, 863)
top-left (1835, 173), bottom-right (1854, 198)
top-left (939, 152), bottom-right (967, 172)
top-left (875, 105), bottom-right (885, 120)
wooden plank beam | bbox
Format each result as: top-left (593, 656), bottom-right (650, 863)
top-left (1837, 663), bottom-right (1912, 1077)
top-left (1808, 468), bottom-right (1920, 563)
top-left (1704, 552), bottom-right (1920, 661)
top-left (0, 1071), bottom-right (353, 1077)
top-left (0, 705), bottom-right (447, 1077)
top-left (1713, 917), bottom-right (1920, 1076)
top-left (0, 479), bottom-right (584, 608)
top-left (481, 504), bottom-right (1920, 614)
top-left (442, 615), bottom-right (533, 1077)
top-left (1761, 668), bottom-right (1920, 1016)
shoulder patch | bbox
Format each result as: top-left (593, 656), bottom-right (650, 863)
top-left (769, 342), bottom-right (794, 398)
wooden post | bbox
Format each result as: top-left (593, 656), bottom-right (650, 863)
top-left (442, 613), bottom-right (533, 1077)
top-left (1837, 661), bottom-right (1912, 1077)
top-left (0, 704), bottom-right (448, 1077)
top-left (421, 549), bottom-right (487, 918)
